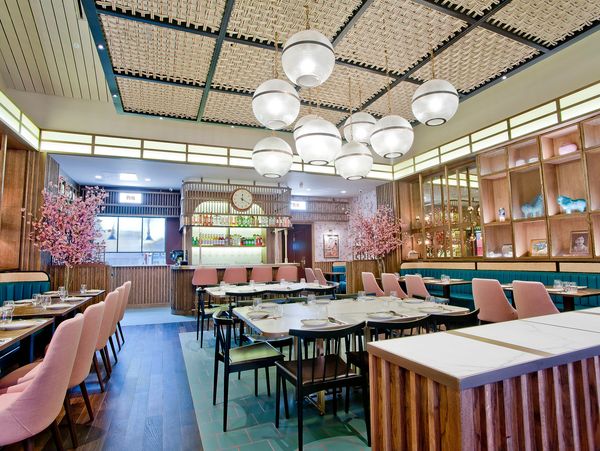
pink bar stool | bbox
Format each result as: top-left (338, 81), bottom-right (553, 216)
top-left (223, 267), bottom-right (247, 284)
top-left (513, 280), bottom-right (559, 319)
top-left (276, 266), bottom-right (298, 282)
top-left (381, 273), bottom-right (407, 298)
top-left (250, 266), bottom-right (273, 283)
top-left (361, 272), bottom-right (384, 296)
top-left (472, 278), bottom-right (518, 322)
top-left (404, 274), bottom-right (431, 299)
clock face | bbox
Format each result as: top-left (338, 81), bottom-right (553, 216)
top-left (231, 188), bottom-right (253, 211)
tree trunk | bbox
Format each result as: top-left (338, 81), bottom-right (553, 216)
top-left (64, 266), bottom-right (71, 292)
top-left (377, 258), bottom-right (386, 276)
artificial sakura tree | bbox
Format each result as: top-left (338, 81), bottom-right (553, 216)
top-left (29, 179), bottom-right (107, 291)
top-left (349, 205), bottom-right (406, 274)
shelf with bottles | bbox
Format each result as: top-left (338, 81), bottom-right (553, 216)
top-left (540, 124), bottom-right (581, 160)
top-left (187, 213), bottom-right (291, 228)
top-left (582, 115), bottom-right (600, 150)
top-left (484, 223), bottom-right (513, 258)
top-left (549, 215), bottom-right (591, 258)
top-left (542, 154), bottom-right (587, 217)
top-left (191, 227), bottom-right (266, 248)
top-left (513, 220), bottom-right (548, 258)
top-left (508, 138), bottom-right (539, 169)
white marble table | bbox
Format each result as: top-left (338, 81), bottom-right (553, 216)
top-left (205, 281), bottom-right (338, 300)
top-left (233, 297), bottom-right (469, 337)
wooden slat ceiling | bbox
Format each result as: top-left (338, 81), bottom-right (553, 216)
top-left (0, 0), bottom-right (599, 129)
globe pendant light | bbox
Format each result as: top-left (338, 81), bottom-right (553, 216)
top-left (252, 79), bottom-right (300, 130)
top-left (411, 79), bottom-right (459, 126)
top-left (282, 30), bottom-right (335, 88)
top-left (295, 117), bottom-right (341, 165)
top-left (335, 141), bottom-right (373, 180)
top-left (293, 113), bottom-right (322, 141)
top-left (370, 115), bottom-right (414, 159)
top-left (343, 111), bottom-right (376, 144)
top-left (252, 136), bottom-right (293, 178)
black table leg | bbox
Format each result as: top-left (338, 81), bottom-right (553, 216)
top-left (442, 285), bottom-right (451, 299)
top-left (18, 335), bottom-right (34, 364)
top-left (562, 296), bottom-right (575, 312)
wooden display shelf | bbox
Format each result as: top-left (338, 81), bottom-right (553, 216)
top-left (540, 124), bottom-right (581, 160)
top-left (513, 219), bottom-right (548, 258)
top-left (549, 215), bottom-right (591, 258)
top-left (542, 156), bottom-right (587, 216)
top-left (582, 115), bottom-right (600, 149)
top-left (478, 148), bottom-right (507, 175)
top-left (480, 173), bottom-right (510, 224)
top-left (508, 138), bottom-right (539, 168)
top-left (586, 150), bottom-right (600, 211)
top-left (592, 213), bottom-right (600, 257)
top-left (484, 223), bottom-right (513, 258)
top-left (510, 165), bottom-right (544, 220)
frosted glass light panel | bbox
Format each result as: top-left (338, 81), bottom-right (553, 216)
top-left (98, 216), bottom-right (118, 252)
top-left (142, 218), bottom-right (166, 252)
top-left (117, 217), bottom-right (142, 252)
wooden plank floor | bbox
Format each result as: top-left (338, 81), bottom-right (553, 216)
top-left (4, 322), bottom-right (202, 451)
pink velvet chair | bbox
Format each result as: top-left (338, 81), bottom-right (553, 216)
top-left (304, 268), bottom-right (317, 283)
top-left (94, 290), bottom-right (121, 390)
top-left (472, 278), bottom-right (518, 322)
top-left (361, 272), bottom-right (384, 296)
top-left (223, 267), bottom-right (247, 284)
top-left (404, 274), bottom-right (431, 299)
top-left (250, 266), bottom-right (273, 283)
top-left (115, 281), bottom-right (131, 348)
top-left (513, 280), bottom-right (559, 319)
top-left (276, 266), bottom-right (298, 282)
top-left (0, 314), bottom-right (83, 450)
top-left (192, 267), bottom-right (218, 286)
top-left (314, 268), bottom-right (328, 286)
top-left (381, 273), bottom-right (407, 298)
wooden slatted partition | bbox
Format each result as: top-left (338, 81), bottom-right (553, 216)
top-left (346, 260), bottom-right (379, 294)
top-left (48, 263), bottom-right (111, 301)
top-left (111, 265), bottom-right (170, 306)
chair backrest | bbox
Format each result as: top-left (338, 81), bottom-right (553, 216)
top-left (304, 268), bottom-right (317, 283)
top-left (117, 281), bottom-right (132, 322)
top-left (405, 274), bottom-right (430, 298)
top-left (0, 315), bottom-right (83, 444)
top-left (430, 309), bottom-right (481, 331)
top-left (361, 272), bottom-right (384, 296)
top-left (96, 290), bottom-right (121, 350)
top-left (192, 267), bottom-right (218, 286)
top-left (367, 316), bottom-right (429, 340)
top-left (212, 310), bottom-right (235, 363)
top-left (250, 266), bottom-right (273, 283)
top-left (222, 267), bottom-right (247, 284)
top-left (381, 273), bottom-right (408, 298)
top-left (112, 287), bottom-right (125, 334)
top-left (472, 278), bottom-right (518, 322)
top-left (513, 281), bottom-right (559, 319)
top-left (69, 301), bottom-right (105, 387)
top-left (314, 268), bottom-right (328, 286)
top-left (289, 322), bottom-right (365, 386)
top-left (276, 265), bottom-right (298, 282)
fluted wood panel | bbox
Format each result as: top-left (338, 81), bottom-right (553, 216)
top-left (313, 261), bottom-right (334, 274)
top-left (346, 260), bottom-right (379, 294)
top-left (111, 265), bottom-right (170, 306)
top-left (48, 264), bottom-right (110, 302)
top-left (369, 354), bottom-right (600, 450)
top-left (170, 267), bottom-right (195, 314)
top-left (376, 181), bottom-right (402, 271)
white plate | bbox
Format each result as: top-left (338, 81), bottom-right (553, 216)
top-left (248, 310), bottom-right (270, 320)
top-left (577, 286), bottom-right (587, 290)
top-left (301, 319), bottom-right (329, 327)
top-left (84, 290), bottom-right (103, 294)
top-left (404, 298), bottom-right (424, 304)
top-left (419, 306), bottom-right (444, 313)
top-left (44, 291), bottom-right (59, 296)
top-left (0, 321), bottom-right (37, 330)
top-left (546, 288), bottom-right (563, 293)
top-left (45, 303), bottom-right (71, 310)
top-left (450, 278), bottom-right (463, 282)
top-left (65, 296), bottom-right (85, 302)
top-left (15, 299), bottom-right (33, 305)
top-left (367, 312), bottom-right (394, 320)
top-left (422, 277), bottom-right (435, 280)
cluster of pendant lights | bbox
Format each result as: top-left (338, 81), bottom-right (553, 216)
top-left (251, 24), bottom-right (459, 180)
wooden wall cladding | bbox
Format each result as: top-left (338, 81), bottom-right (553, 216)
top-left (313, 261), bottom-right (333, 274)
top-left (346, 260), bottom-right (379, 294)
top-left (112, 265), bottom-right (170, 306)
top-left (48, 264), bottom-right (111, 302)
top-left (369, 354), bottom-right (600, 450)
top-left (170, 267), bottom-right (195, 314)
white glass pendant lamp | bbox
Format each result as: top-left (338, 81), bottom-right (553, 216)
top-left (282, 30), bottom-right (335, 88)
top-left (252, 79), bottom-right (300, 130)
top-left (335, 141), bottom-right (373, 180)
top-left (295, 117), bottom-right (341, 165)
top-left (370, 115), bottom-right (414, 158)
top-left (411, 79), bottom-right (459, 126)
top-left (343, 111), bottom-right (376, 144)
top-left (252, 136), bottom-right (293, 178)
top-left (293, 114), bottom-right (322, 140)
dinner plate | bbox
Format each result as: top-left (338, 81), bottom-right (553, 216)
top-left (44, 291), bottom-right (59, 296)
top-left (422, 277), bottom-right (435, 280)
top-left (84, 290), bottom-right (103, 294)
top-left (404, 298), bottom-right (424, 304)
top-left (45, 303), bottom-right (71, 310)
top-left (0, 321), bottom-right (37, 330)
top-left (546, 288), bottom-right (563, 293)
top-left (15, 299), bottom-right (33, 305)
top-left (301, 319), bottom-right (329, 327)
top-left (248, 310), bottom-right (270, 320)
top-left (64, 296), bottom-right (85, 302)
top-left (577, 286), bottom-right (587, 290)
top-left (367, 312), bottom-right (394, 320)
top-left (450, 278), bottom-right (463, 282)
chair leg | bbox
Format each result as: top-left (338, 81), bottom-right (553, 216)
top-left (265, 367), bottom-right (271, 396)
top-left (63, 396), bottom-right (78, 448)
top-left (115, 328), bottom-right (122, 350)
top-left (109, 336), bottom-right (118, 363)
top-left (332, 387), bottom-right (337, 416)
top-left (254, 368), bottom-right (258, 396)
top-left (93, 353), bottom-right (105, 392)
top-left (200, 316), bottom-right (205, 348)
top-left (212, 357), bottom-right (219, 406)
top-left (223, 370), bottom-right (230, 432)
top-left (282, 377), bottom-right (289, 419)
top-left (118, 322), bottom-right (125, 343)
top-left (361, 378), bottom-right (371, 446)
top-left (49, 418), bottom-right (65, 451)
top-left (80, 382), bottom-right (94, 421)
top-left (275, 373), bottom-right (281, 428)
top-left (296, 387), bottom-right (303, 451)
top-left (101, 347), bottom-right (112, 376)
top-left (345, 384), bottom-right (350, 413)
top-left (196, 305), bottom-right (201, 341)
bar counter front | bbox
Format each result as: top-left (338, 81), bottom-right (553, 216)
top-left (169, 263), bottom-right (299, 314)
top-left (368, 309), bottom-right (600, 450)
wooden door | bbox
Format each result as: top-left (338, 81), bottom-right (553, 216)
top-left (287, 224), bottom-right (312, 279)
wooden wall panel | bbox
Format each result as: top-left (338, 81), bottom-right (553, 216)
top-left (112, 265), bottom-right (170, 307)
top-left (0, 148), bottom-right (26, 270)
top-left (313, 261), bottom-right (334, 274)
top-left (48, 263), bottom-right (111, 302)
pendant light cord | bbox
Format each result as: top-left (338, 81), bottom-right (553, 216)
top-left (304, 3), bottom-right (310, 29)
top-left (385, 50), bottom-right (392, 115)
top-left (273, 31), bottom-right (279, 78)
top-left (348, 76), bottom-right (354, 141)
top-left (431, 47), bottom-right (436, 79)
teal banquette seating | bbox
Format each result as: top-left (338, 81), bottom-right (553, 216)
top-left (0, 271), bottom-right (51, 304)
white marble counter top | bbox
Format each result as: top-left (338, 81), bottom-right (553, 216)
top-left (368, 307), bottom-right (600, 390)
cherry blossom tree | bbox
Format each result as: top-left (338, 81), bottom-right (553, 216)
top-left (29, 179), bottom-right (107, 290)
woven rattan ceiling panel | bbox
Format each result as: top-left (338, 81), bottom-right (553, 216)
top-left (203, 90), bottom-right (257, 126)
top-left (117, 77), bottom-right (202, 119)
top-left (227, 0), bottom-right (363, 43)
top-left (365, 82), bottom-right (419, 120)
top-left (412, 28), bottom-right (539, 93)
top-left (428, 0), bottom-right (500, 17)
top-left (95, 0), bottom-right (226, 32)
top-left (487, 0), bottom-right (600, 46)
top-left (101, 15), bottom-right (215, 85)
top-left (335, 0), bottom-right (467, 74)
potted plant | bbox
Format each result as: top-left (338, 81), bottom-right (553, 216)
top-left (28, 179), bottom-right (107, 291)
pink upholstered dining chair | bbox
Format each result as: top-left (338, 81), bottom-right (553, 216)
top-left (472, 278), bottom-right (518, 322)
top-left (0, 314), bottom-right (83, 450)
top-left (304, 268), bottom-right (317, 283)
top-left (276, 265), bottom-right (298, 282)
top-left (381, 273), bottom-right (408, 298)
top-left (94, 290), bottom-right (121, 391)
top-left (250, 266), bottom-right (273, 283)
top-left (361, 272), bottom-right (384, 296)
top-left (115, 281), bottom-right (131, 347)
top-left (314, 268), bottom-right (328, 286)
top-left (404, 274), bottom-right (431, 299)
top-left (192, 267), bottom-right (218, 286)
top-left (223, 267), bottom-right (247, 284)
top-left (513, 280), bottom-right (559, 319)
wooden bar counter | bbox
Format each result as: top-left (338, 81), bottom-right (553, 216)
top-left (368, 309), bottom-right (600, 450)
top-left (169, 263), bottom-right (299, 314)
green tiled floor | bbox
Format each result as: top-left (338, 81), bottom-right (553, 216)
top-left (179, 332), bottom-right (370, 451)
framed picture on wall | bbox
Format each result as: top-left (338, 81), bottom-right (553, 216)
top-left (323, 234), bottom-right (339, 259)
top-left (570, 230), bottom-right (590, 255)
top-left (530, 239), bottom-right (548, 256)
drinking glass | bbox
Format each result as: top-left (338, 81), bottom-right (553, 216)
top-left (58, 286), bottom-right (67, 302)
top-left (316, 304), bottom-right (327, 319)
top-left (280, 278), bottom-right (286, 286)
top-left (249, 280), bottom-right (255, 287)
top-left (307, 294), bottom-right (316, 305)
top-left (80, 284), bottom-right (87, 294)
top-left (276, 304), bottom-right (284, 318)
top-left (414, 273), bottom-right (422, 278)
top-left (300, 278), bottom-right (306, 285)
top-left (357, 291), bottom-right (366, 301)
top-left (32, 293), bottom-right (40, 307)
top-left (41, 295), bottom-right (51, 310)
top-left (390, 291), bottom-right (398, 301)
top-left (4, 301), bottom-right (14, 322)
top-left (252, 297), bottom-right (262, 310)
top-left (441, 274), bottom-right (450, 283)
top-left (568, 282), bottom-right (577, 294)
top-left (426, 296), bottom-right (435, 303)
top-left (0, 307), bottom-right (8, 324)
top-left (553, 280), bottom-right (562, 289)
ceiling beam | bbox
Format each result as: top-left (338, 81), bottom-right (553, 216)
top-left (331, 0), bottom-right (376, 46)
top-left (196, 0), bottom-right (236, 122)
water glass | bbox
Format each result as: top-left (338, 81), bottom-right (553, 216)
top-left (553, 280), bottom-right (562, 289)
top-left (390, 291), bottom-right (398, 301)
top-left (220, 281), bottom-right (226, 291)
top-left (567, 282), bottom-right (577, 294)
top-left (307, 294), bottom-right (316, 304)
top-left (58, 286), bottom-right (67, 301)
top-left (357, 291), bottom-right (366, 301)
top-left (41, 295), bottom-right (51, 310)
top-left (80, 284), bottom-right (87, 294)
top-left (316, 304), bottom-right (327, 319)
top-left (0, 307), bottom-right (8, 324)
top-left (300, 278), bottom-right (306, 285)
top-left (252, 297), bottom-right (262, 310)
top-left (441, 274), bottom-right (450, 283)
top-left (4, 301), bottom-right (14, 323)
top-left (414, 273), bottom-right (422, 278)
top-left (426, 296), bottom-right (435, 303)
top-left (280, 278), bottom-right (286, 286)
top-left (249, 279), bottom-right (255, 287)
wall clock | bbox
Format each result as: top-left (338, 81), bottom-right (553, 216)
top-left (231, 188), bottom-right (253, 211)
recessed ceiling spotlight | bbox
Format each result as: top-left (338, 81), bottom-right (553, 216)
top-left (73, 42), bottom-right (81, 49)
top-left (144, 178), bottom-right (151, 182)
top-left (97, 44), bottom-right (104, 50)
top-left (119, 173), bottom-right (137, 181)
top-left (159, 117), bottom-right (164, 120)
top-left (230, 125), bottom-right (235, 128)
top-left (340, 190), bottom-right (347, 194)
top-left (95, 175), bottom-right (102, 180)
top-left (112, 94), bottom-right (118, 98)
top-left (502, 75), bottom-right (507, 80)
